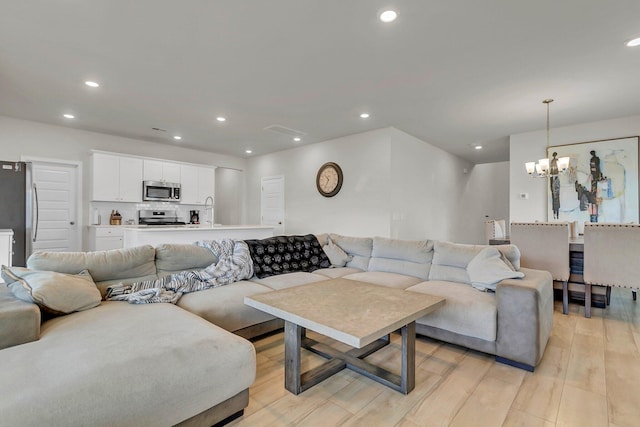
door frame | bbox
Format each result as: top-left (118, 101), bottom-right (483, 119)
top-left (20, 155), bottom-right (83, 252)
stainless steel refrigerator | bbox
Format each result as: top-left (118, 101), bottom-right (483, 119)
top-left (0, 161), bottom-right (34, 266)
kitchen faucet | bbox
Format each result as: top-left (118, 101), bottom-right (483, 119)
top-left (203, 196), bottom-right (214, 227)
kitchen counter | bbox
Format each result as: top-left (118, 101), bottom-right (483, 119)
top-left (122, 225), bottom-right (275, 248)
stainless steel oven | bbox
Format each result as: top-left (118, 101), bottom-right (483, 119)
top-left (142, 181), bottom-right (181, 202)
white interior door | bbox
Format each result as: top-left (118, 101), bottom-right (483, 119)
top-left (261, 175), bottom-right (284, 235)
top-left (31, 162), bottom-right (80, 252)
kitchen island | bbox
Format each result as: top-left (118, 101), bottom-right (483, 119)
top-left (123, 225), bottom-right (274, 248)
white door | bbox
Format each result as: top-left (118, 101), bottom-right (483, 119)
top-left (32, 162), bottom-right (80, 252)
top-left (261, 175), bottom-right (285, 235)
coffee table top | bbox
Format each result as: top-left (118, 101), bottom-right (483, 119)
top-left (244, 278), bottom-right (444, 348)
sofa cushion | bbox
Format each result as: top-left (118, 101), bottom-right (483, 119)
top-left (250, 271), bottom-right (329, 290)
top-left (0, 301), bottom-right (256, 427)
top-left (245, 234), bottom-right (330, 279)
top-left (177, 280), bottom-right (276, 332)
top-left (429, 241), bottom-right (521, 284)
top-left (155, 243), bottom-right (218, 274)
top-left (329, 234), bottom-right (373, 270)
top-left (313, 267), bottom-right (363, 279)
top-left (343, 271), bottom-right (422, 289)
top-left (407, 280), bottom-right (498, 342)
top-left (0, 286), bottom-right (40, 350)
top-left (467, 247), bottom-right (524, 291)
top-left (369, 237), bottom-right (433, 280)
top-left (2, 266), bottom-right (101, 315)
top-left (27, 245), bottom-right (157, 283)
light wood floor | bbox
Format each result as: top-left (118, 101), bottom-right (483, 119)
top-left (228, 287), bottom-right (640, 427)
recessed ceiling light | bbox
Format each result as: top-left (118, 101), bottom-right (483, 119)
top-left (379, 10), bottom-right (398, 23)
top-left (216, 116), bottom-right (226, 122)
top-left (245, 149), bottom-right (252, 154)
top-left (293, 137), bottom-right (301, 142)
top-left (63, 114), bottom-right (75, 119)
top-left (84, 81), bottom-right (100, 88)
top-left (626, 37), bottom-right (640, 47)
top-left (475, 145), bottom-right (483, 150)
top-left (360, 113), bottom-right (370, 119)
top-left (173, 136), bottom-right (182, 140)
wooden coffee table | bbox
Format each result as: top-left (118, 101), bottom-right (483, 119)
top-left (244, 278), bottom-right (444, 395)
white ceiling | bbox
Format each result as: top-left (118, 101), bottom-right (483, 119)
top-left (1, 1), bottom-right (639, 164)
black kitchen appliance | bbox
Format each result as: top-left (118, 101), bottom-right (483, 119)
top-left (0, 161), bottom-right (34, 266)
top-left (189, 210), bottom-right (200, 224)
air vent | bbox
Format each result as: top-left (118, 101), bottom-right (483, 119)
top-left (264, 124), bottom-right (306, 137)
top-left (152, 127), bottom-right (167, 132)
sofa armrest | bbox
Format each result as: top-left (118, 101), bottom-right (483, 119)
top-left (495, 267), bottom-right (553, 368)
top-left (0, 286), bottom-right (40, 350)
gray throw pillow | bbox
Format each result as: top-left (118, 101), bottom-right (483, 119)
top-left (1, 266), bottom-right (101, 315)
top-left (323, 238), bottom-right (353, 267)
top-left (466, 247), bottom-right (524, 291)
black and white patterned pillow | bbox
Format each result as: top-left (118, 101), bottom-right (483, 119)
top-left (244, 234), bottom-right (331, 279)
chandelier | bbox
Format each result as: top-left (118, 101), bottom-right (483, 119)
top-left (525, 99), bottom-right (570, 177)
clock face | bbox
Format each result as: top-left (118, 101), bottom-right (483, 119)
top-left (316, 162), bottom-right (343, 197)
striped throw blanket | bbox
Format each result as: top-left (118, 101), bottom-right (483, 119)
top-left (105, 239), bottom-right (253, 304)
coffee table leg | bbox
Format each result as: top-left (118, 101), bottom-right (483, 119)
top-left (401, 321), bottom-right (416, 394)
top-left (284, 320), bottom-right (302, 394)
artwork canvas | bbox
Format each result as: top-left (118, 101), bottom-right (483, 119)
top-left (547, 136), bottom-right (639, 233)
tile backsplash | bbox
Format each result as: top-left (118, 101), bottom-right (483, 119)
top-left (90, 201), bottom-right (212, 225)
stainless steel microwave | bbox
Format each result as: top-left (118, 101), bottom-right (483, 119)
top-left (142, 181), bottom-right (181, 202)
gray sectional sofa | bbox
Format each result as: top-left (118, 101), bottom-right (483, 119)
top-left (0, 233), bottom-right (554, 426)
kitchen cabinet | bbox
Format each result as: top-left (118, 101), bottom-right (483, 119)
top-left (143, 160), bottom-right (181, 183)
top-left (88, 226), bottom-right (124, 251)
top-left (180, 165), bottom-right (215, 205)
top-left (92, 153), bottom-right (143, 202)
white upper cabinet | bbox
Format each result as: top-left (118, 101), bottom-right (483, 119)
top-left (198, 167), bottom-right (216, 204)
top-left (180, 164), bottom-right (215, 205)
top-left (119, 157), bottom-right (144, 202)
top-left (143, 160), bottom-right (181, 183)
top-left (179, 165), bottom-right (198, 204)
top-left (92, 153), bottom-right (143, 202)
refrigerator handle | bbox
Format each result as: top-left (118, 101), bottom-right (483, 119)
top-left (32, 183), bottom-right (39, 243)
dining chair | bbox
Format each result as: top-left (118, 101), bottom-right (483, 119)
top-left (510, 222), bottom-right (570, 314)
top-left (583, 223), bottom-right (640, 318)
top-left (484, 219), bottom-right (507, 244)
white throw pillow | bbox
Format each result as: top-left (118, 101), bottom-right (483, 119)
top-left (466, 247), bottom-right (524, 291)
top-left (322, 238), bottom-right (353, 267)
top-left (1, 266), bottom-right (101, 315)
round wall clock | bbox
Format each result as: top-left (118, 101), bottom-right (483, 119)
top-left (316, 162), bottom-right (343, 197)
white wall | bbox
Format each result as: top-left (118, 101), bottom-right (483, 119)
top-left (0, 115), bottom-right (247, 245)
top-left (245, 127), bottom-right (503, 243)
top-left (510, 114), bottom-right (640, 223)
top-left (458, 161), bottom-right (510, 244)
top-left (388, 128), bottom-right (475, 242)
top-left (246, 128), bottom-right (392, 237)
